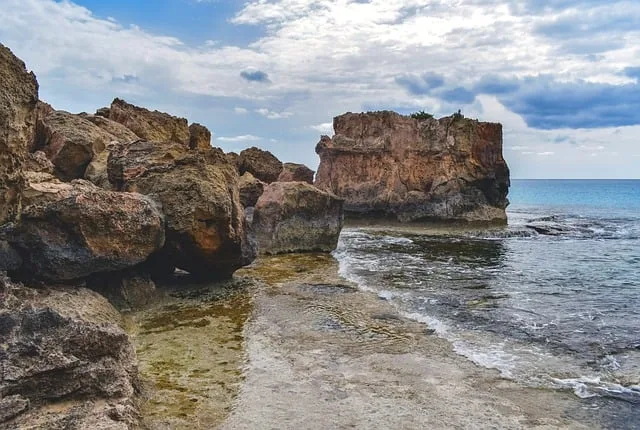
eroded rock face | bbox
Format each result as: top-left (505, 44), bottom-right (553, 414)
top-left (0, 274), bottom-right (140, 428)
top-left (239, 172), bottom-right (265, 208)
top-left (0, 43), bottom-right (38, 225)
top-left (108, 141), bottom-right (250, 278)
top-left (278, 162), bottom-right (314, 184)
top-left (315, 111), bottom-right (510, 223)
top-left (189, 123), bottom-right (211, 150)
top-left (252, 182), bottom-right (343, 255)
top-left (237, 147), bottom-right (283, 183)
top-left (87, 269), bottom-right (156, 311)
top-left (106, 98), bottom-right (190, 146)
top-left (2, 174), bottom-right (165, 282)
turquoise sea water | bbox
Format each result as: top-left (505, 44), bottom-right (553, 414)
top-left (335, 179), bottom-right (640, 426)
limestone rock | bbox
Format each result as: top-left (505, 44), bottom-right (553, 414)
top-left (315, 111), bottom-right (510, 223)
top-left (278, 162), bottom-right (314, 184)
top-left (108, 141), bottom-right (251, 278)
top-left (0, 43), bottom-right (38, 225)
top-left (25, 150), bottom-right (54, 174)
top-left (237, 147), bottom-right (283, 183)
top-left (253, 182), bottom-right (343, 255)
top-left (0, 274), bottom-right (140, 428)
top-left (81, 113), bottom-right (140, 143)
top-left (106, 98), bottom-right (189, 145)
top-left (87, 269), bottom-right (156, 311)
top-left (226, 151), bottom-right (239, 167)
top-left (0, 240), bottom-right (21, 271)
top-left (239, 172), bottom-right (265, 208)
top-left (189, 123), bottom-right (211, 150)
top-left (2, 175), bottom-right (165, 282)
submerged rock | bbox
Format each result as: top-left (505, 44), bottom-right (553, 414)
top-left (278, 162), bottom-right (314, 184)
top-left (2, 174), bottom-right (165, 282)
top-left (106, 98), bottom-right (190, 146)
top-left (189, 122), bottom-right (212, 150)
top-left (108, 140), bottom-right (250, 278)
top-left (0, 43), bottom-right (38, 225)
top-left (239, 172), bottom-right (265, 208)
top-left (252, 182), bottom-right (343, 254)
top-left (315, 111), bottom-right (510, 223)
top-left (237, 147), bottom-right (283, 183)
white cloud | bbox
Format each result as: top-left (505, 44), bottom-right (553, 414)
top-left (310, 122), bottom-right (333, 134)
top-left (255, 108), bottom-right (293, 119)
top-left (234, 107), bottom-right (249, 114)
top-left (217, 134), bottom-right (261, 142)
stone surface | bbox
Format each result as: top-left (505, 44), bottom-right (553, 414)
top-left (108, 140), bottom-right (251, 278)
top-left (0, 241), bottom-right (21, 272)
top-left (80, 113), bottom-right (140, 143)
top-left (35, 110), bottom-right (120, 181)
top-left (237, 147), bottom-right (283, 183)
top-left (189, 123), bottom-right (211, 150)
top-left (2, 175), bottom-right (165, 282)
top-left (106, 98), bottom-right (189, 145)
top-left (25, 150), bottom-right (54, 174)
top-left (278, 162), bottom-right (314, 184)
top-left (239, 172), bottom-right (265, 208)
top-left (87, 269), bottom-right (156, 311)
top-left (0, 43), bottom-right (38, 225)
top-left (252, 182), bottom-right (343, 255)
top-left (226, 151), bottom-right (239, 167)
top-left (0, 274), bottom-right (140, 428)
top-left (315, 111), bottom-right (510, 223)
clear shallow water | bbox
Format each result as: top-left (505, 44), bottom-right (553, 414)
top-left (334, 180), bottom-right (640, 405)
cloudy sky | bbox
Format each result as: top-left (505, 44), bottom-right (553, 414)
top-left (2, 0), bottom-right (639, 178)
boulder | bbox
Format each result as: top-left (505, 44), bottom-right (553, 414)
top-left (80, 113), bottom-right (139, 143)
top-left (189, 123), bottom-right (211, 150)
top-left (226, 151), bottom-right (239, 167)
top-left (0, 240), bottom-right (21, 271)
top-left (239, 172), bottom-right (265, 208)
top-left (25, 150), bottom-right (54, 174)
top-left (252, 182), bottom-right (343, 255)
top-left (278, 162), bottom-right (314, 184)
top-left (0, 43), bottom-right (38, 225)
top-left (314, 111), bottom-right (510, 223)
top-left (106, 98), bottom-right (189, 145)
top-left (0, 274), bottom-right (140, 428)
top-left (108, 141), bottom-right (251, 278)
top-left (35, 110), bottom-right (121, 181)
top-left (87, 269), bottom-right (156, 311)
top-left (2, 174), bottom-right (165, 282)
top-left (237, 147), bottom-right (283, 183)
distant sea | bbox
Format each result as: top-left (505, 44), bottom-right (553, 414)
top-left (334, 179), bottom-right (640, 413)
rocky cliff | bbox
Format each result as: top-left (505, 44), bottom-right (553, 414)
top-left (314, 111), bottom-right (510, 223)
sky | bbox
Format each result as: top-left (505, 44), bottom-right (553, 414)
top-left (1, 0), bottom-right (639, 178)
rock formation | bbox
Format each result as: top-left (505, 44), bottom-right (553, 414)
top-left (239, 172), bottom-right (265, 208)
top-left (0, 44), bottom-right (38, 225)
top-left (189, 122), bottom-right (212, 150)
top-left (315, 111), bottom-right (510, 223)
top-left (252, 182), bottom-right (343, 254)
top-left (87, 269), bottom-right (156, 310)
top-left (105, 98), bottom-right (190, 145)
top-left (237, 147), bottom-right (283, 183)
top-left (278, 162), bottom-right (314, 184)
top-left (108, 140), bottom-right (250, 278)
top-left (2, 174), bottom-right (165, 282)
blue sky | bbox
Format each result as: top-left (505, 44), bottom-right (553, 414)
top-left (1, 0), bottom-right (639, 178)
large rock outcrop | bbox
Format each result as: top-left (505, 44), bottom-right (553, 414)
top-left (107, 140), bottom-right (250, 278)
top-left (188, 123), bottom-right (211, 150)
top-left (1, 174), bottom-right (165, 282)
top-left (278, 162), bottom-right (314, 184)
top-left (0, 274), bottom-right (140, 428)
top-left (105, 98), bottom-right (190, 146)
top-left (252, 182), bottom-right (343, 255)
top-left (0, 44), bottom-right (38, 225)
top-left (239, 172), bottom-right (265, 208)
top-left (315, 111), bottom-right (510, 223)
top-left (237, 147), bottom-right (283, 183)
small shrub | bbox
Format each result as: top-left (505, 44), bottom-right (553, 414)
top-left (410, 110), bottom-right (434, 120)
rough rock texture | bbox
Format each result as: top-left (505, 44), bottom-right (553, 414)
top-left (189, 123), bottom-right (211, 150)
top-left (315, 111), bottom-right (510, 222)
top-left (237, 147), bottom-right (283, 183)
top-left (239, 172), bottom-right (265, 208)
top-left (0, 241), bottom-right (21, 271)
top-left (0, 274), bottom-right (140, 428)
top-left (81, 113), bottom-right (140, 143)
top-left (35, 110), bottom-right (121, 181)
top-left (252, 182), bottom-right (343, 255)
top-left (0, 43), bottom-right (38, 225)
top-left (226, 151), bottom-right (239, 167)
top-left (87, 269), bottom-right (156, 311)
top-left (108, 140), bottom-right (251, 278)
top-left (25, 150), bottom-right (54, 174)
top-left (1, 174), bottom-right (165, 282)
top-left (278, 162), bottom-right (314, 184)
top-left (106, 98), bottom-right (189, 146)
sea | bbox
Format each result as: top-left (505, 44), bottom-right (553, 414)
top-left (334, 180), bottom-right (640, 412)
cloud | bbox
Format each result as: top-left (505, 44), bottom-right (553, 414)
top-left (234, 107), bottom-right (249, 114)
top-left (395, 72), bottom-right (445, 96)
top-left (438, 87), bottom-right (476, 105)
top-left (310, 122), bottom-right (333, 133)
top-left (217, 134), bottom-right (261, 142)
top-left (240, 69), bottom-right (271, 83)
top-left (625, 67), bottom-right (640, 80)
top-left (255, 108), bottom-right (292, 119)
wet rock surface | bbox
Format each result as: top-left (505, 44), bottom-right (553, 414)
top-left (315, 111), bottom-right (510, 223)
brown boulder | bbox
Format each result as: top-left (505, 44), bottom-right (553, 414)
top-left (315, 111), bottom-right (510, 223)
top-left (237, 147), bottom-right (283, 183)
top-left (0, 43), bottom-right (38, 225)
top-left (189, 122), bottom-right (212, 150)
top-left (87, 269), bottom-right (156, 311)
top-left (108, 141), bottom-right (251, 278)
top-left (25, 150), bottom-right (54, 174)
top-left (239, 172), bottom-right (265, 208)
top-left (81, 113), bottom-right (140, 142)
top-left (278, 162), bottom-right (314, 184)
top-left (226, 151), bottom-right (239, 167)
top-left (252, 182), bottom-right (343, 255)
top-left (2, 174), bottom-right (165, 282)
top-left (106, 98), bottom-right (189, 145)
